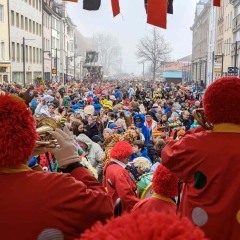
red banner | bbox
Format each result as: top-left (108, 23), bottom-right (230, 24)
top-left (111, 0), bottom-right (120, 17)
top-left (213, 0), bottom-right (221, 7)
top-left (147, 0), bottom-right (167, 29)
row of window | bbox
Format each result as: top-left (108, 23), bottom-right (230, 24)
top-left (11, 10), bottom-right (42, 36)
top-left (11, 42), bottom-right (42, 64)
top-left (0, 41), bottom-right (5, 60)
top-left (225, 12), bottom-right (232, 31)
top-left (23, 0), bottom-right (42, 12)
top-left (0, 4), bottom-right (3, 22)
top-left (224, 38), bottom-right (232, 56)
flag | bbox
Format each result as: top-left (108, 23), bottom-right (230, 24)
top-left (147, 0), bottom-right (168, 29)
top-left (111, 0), bottom-right (120, 17)
top-left (213, 0), bottom-right (221, 7)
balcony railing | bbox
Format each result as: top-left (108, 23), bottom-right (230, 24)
top-left (232, 13), bottom-right (240, 32)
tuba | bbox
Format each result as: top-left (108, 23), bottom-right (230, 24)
top-left (36, 117), bottom-right (62, 148)
top-left (192, 108), bottom-right (213, 130)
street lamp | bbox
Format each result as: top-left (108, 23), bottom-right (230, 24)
top-left (23, 37), bottom-right (35, 87)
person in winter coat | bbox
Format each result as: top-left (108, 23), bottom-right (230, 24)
top-left (129, 140), bottom-right (152, 165)
top-left (133, 113), bottom-right (150, 145)
top-left (76, 134), bottom-right (104, 182)
top-left (92, 97), bottom-right (102, 114)
top-left (86, 116), bottom-right (100, 139)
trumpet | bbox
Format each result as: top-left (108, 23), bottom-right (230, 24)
top-left (35, 117), bottom-right (62, 148)
top-left (192, 108), bottom-right (213, 130)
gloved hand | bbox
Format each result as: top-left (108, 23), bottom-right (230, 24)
top-left (47, 126), bottom-right (80, 167)
top-left (81, 157), bottom-right (98, 179)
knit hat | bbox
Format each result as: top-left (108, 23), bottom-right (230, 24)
top-left (103, 100), bottom-right (113, 110)
top-left (109, 123), bottom-right (118, 129)
top-left (78, 211), bottom-right (206, 240)
top-left (152, 129), bottom-right (161, 136)
top-left (0, 94), bottom-right (37, 167)
top-left (103, 128), bottom-right (113, 135)
top-left (203, 76), bottom-right (240, 125)
top-left (110, 141), bottom-right (133, 160)
top-left (145, 111), bottom-right (154, 117)
top-left (153, 165), bottom-right (178, 198)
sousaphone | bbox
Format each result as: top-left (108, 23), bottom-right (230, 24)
top-left (192, 108), bottom-right (213, 130)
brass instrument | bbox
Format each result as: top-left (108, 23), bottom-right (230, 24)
top-left (192, 108), bottom-right (213, 130)
top-left (36, 117), bottom-right (61, 148)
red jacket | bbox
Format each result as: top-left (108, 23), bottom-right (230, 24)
top-left (162, 126), bottom-right (240, 240)
top-left (104, 162), bottom-right (139, 212)
top-left (132, 194), bottom-right (176, 213)
top-left (0, 166), bottom-right (113, 240)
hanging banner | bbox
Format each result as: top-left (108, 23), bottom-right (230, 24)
top-left (147, 0), bottom-right (167, 29)
top-left (213, 0), bottom-right (221, 7)
top-left (111, 0), bottom-right (120, 17)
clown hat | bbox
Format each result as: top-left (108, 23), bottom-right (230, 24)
top-left (110, 141), bottom-right (133, 160)
top-left (78, 211), bottom-right (206, 240)
top-left (203, 77), bottom-right (240, 125)
top-left (0, 94), bottom-right (37, 167)
top-left (153, 165), bottom-right (178, 198)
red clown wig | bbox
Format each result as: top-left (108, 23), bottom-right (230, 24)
top-left (152, 165), bottom-right (178, 198)
top-left (78, 211), bottom-right (207, 240)
top-left (110, 141), bottom-right (133, 160)
top-left (203, 77), bottom-right (240, 125)
top-left (0, 94), bottom-right (37, 167)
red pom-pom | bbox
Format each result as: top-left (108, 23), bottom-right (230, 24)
top-left (78, 211), bottom-right (207, 240)
top-left (152, 165), bottom-right (178, 197)
top-left (110, 141), bottom-right (133, 160)
top-left (0, 94), bottom-right (37, 167)
top-left (203, 77), bottom-right (240, 124)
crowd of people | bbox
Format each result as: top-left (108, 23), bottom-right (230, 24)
top-left (0, 77), bottom-right (239, 240)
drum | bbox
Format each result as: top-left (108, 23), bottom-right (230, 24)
top-left (136, 172), bottom-right (154, 200)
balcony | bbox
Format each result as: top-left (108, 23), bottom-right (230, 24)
top-left (232, 13), bottom-right (240, 32)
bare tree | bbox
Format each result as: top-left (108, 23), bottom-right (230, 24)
top-left (136, 28), bottom-right (172, 80)
top-left (94, 32), bottom-right (122, 75)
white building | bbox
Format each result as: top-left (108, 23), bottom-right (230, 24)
top-left (9, 0), bottom-right (43, 84)
top-left (207, 5), bottom-right (217, 86)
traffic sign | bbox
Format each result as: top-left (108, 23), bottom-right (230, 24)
top-left (228, 67), bottom-right (238, 76)
top-left (52, 69), bottom-right (57, 75)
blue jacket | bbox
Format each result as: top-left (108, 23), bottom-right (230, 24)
top-left (114, 89), bottom-right (122, 100)
top-left (133, 114), bottom-right (150, 144)
top-left (129, 147), bottom-right (152, 164)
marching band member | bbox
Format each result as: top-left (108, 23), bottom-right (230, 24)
top-left (103, 141), bottom-right (139, 213)
top-left (162, 77), bottom-right (240, 240)
top-left (0, 93), bottom-right (113, 240)
top-left (133, 164), bottom-right (178, 213)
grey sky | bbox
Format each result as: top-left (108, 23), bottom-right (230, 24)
top-left (67, 0), bottom-right (198, 75)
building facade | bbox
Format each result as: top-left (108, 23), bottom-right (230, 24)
top-left (206, 4), bottom-right (217, 86)
top-left (191, 0), bottom-right (211, 84)
top-left (0, 0), bottom-right (10, 83)
top-left (9, 0), bottom-right (43, 84)
top-left (223, 0), bottom-right (233, 75)
top-left (232, 0), bottom-right (240, 75)
top-left (43, 0), bottom-right (52, 82)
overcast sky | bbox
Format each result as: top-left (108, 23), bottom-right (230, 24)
top-left (67, 0), bottom-right (198, 75)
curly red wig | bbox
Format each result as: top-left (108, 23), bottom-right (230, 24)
top-left (78, 211), bottom-right (206, 240)
top-left (152, 165), bottom-right (178, 197)
top-left (110, 141), bottom-right (133, 160)
top-left (0, 94), bottom-right (37, 167)
top-left (203, 77), bottom-right (240, 124)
